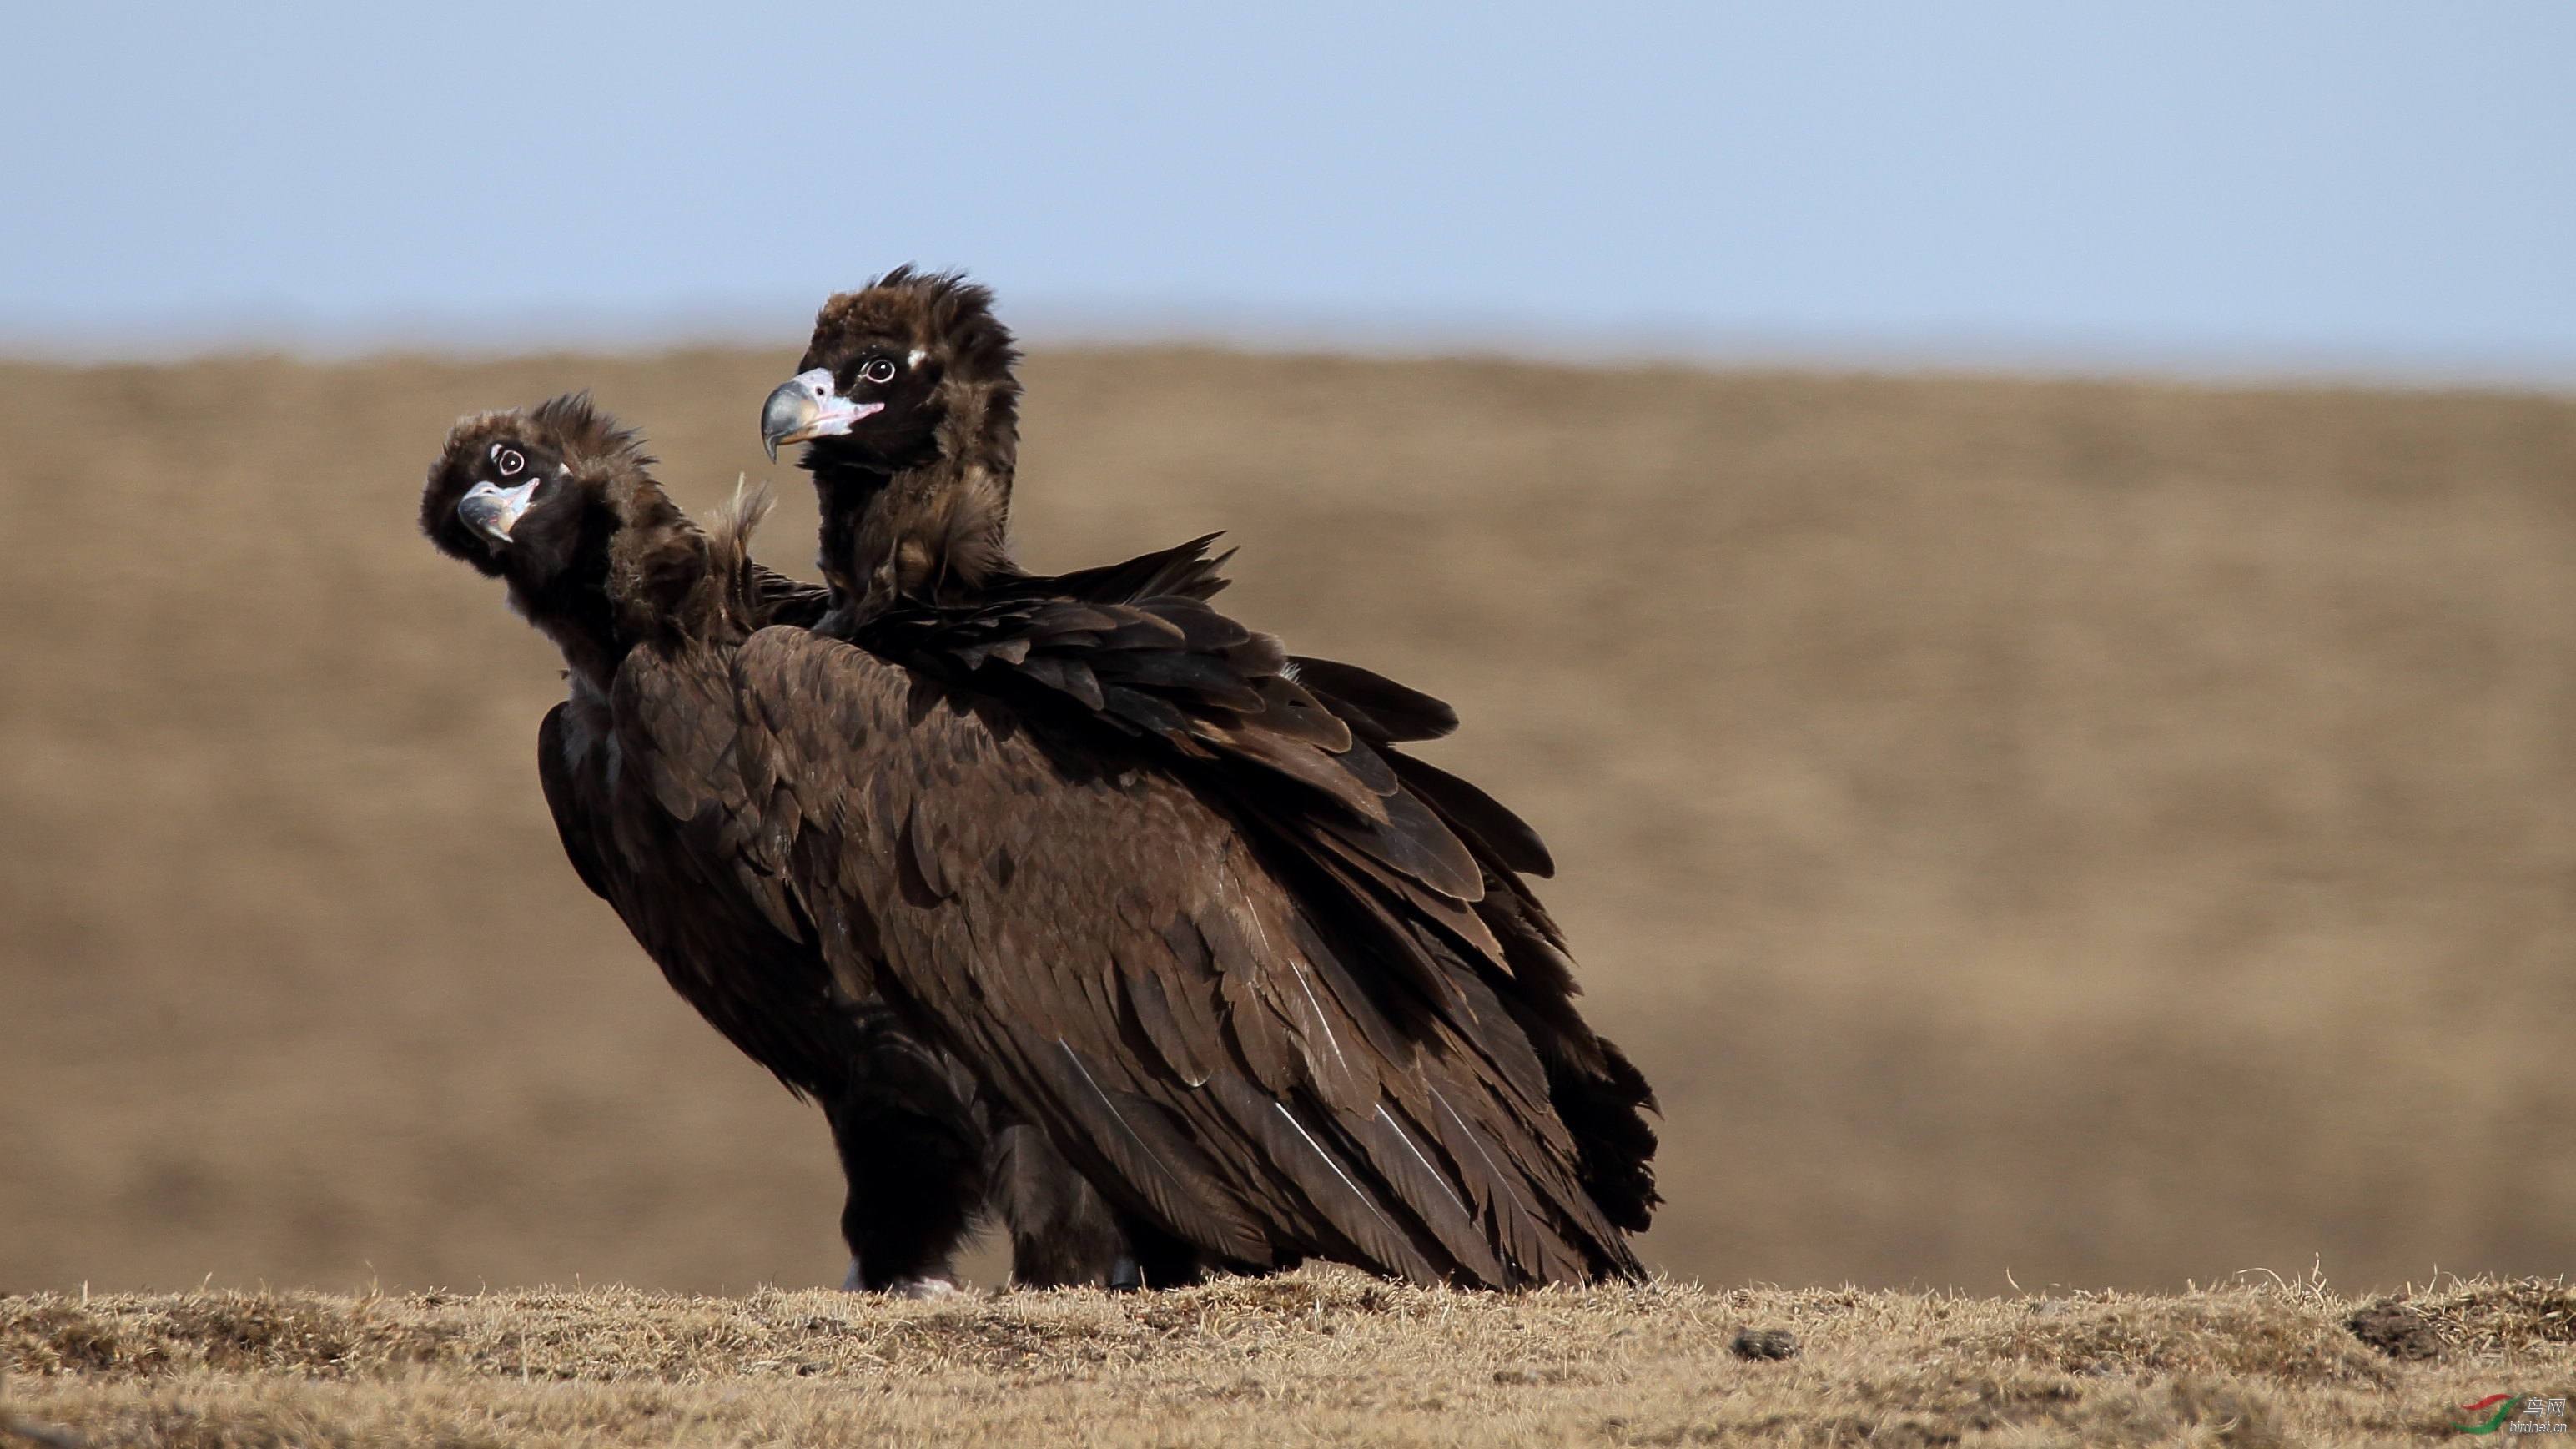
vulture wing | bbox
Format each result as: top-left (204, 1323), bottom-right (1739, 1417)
top-left (531, 677), bottom-right (847, 1099)
top-left (868, 536), bottom-right (1659, 1236)
top-left (536, 701), bottom-right (618, 904)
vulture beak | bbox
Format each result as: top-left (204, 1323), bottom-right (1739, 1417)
top-left (457, 479), bottom-right (539, 544)
top-left (761, 368), bottom-right (883, 460)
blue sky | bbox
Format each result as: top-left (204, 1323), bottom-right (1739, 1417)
top-left (3, 3), bottom-right (2568, 375)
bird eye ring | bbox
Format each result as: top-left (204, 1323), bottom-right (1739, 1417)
top-left (861, 358), bottom-right (897, 385)
top-left (496, 447), bottom-right (526, 475)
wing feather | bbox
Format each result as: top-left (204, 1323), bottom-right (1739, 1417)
top-left (1285, 656), bottom-right (1461, 743)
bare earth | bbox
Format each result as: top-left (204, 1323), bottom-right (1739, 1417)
top-left (2, 347), bottom-right (2572, 1308)
top-left (3, 1271), bottom-right (2571, 1446)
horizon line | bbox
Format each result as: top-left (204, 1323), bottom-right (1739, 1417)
top-left (6, 300), bottom-right (2573, 395)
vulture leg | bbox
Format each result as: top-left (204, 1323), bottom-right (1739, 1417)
top-left (824, 1004), bottom-right (1202, 1293)
top-left (989, 1114), bottom-right (1210, 1289)
top-left (822, 1004), bottom-right (990, 1294)
top-left (1118, 1212), bottom-right (1210, 1291)
top-left (989, 1121), bottom-right (1127, 1288)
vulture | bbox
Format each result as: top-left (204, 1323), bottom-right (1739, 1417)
top-left (747, 269), bottom-right (1660, 1285)
top-left (420, 395), bottom-right (1148, 1294)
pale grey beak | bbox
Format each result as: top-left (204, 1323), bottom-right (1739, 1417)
top-left (458, 479), bottom-right (539, 544)
top-left (761, 367), bottom-right (883, 460)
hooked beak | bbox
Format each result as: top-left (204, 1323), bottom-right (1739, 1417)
top-left (458, 479), bottom-right (539, 544)
top-left (761, 367), bottom-right (883, 460)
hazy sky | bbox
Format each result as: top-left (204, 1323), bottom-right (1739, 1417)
top-left (4, 3), bottom-right (2568, 373)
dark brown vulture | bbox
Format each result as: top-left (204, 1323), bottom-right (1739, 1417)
top-left (420, 395), bottom-right (1145, 1294)
top-left (751, 269), bottom-right (1659, 1285)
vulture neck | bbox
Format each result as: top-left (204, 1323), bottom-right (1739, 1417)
top-left (514, 521), bottom-right (727, 695)
top-left (805, 396), bottom-right (1019, 629)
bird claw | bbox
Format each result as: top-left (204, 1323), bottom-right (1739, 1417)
top-left (842, 1260), bottom-right (966, 1299)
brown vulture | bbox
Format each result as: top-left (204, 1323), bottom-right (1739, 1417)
top-left (751, 269), bottom-right (1660, 1285)
top-left (420, 395), bottom-right (1146, 1294)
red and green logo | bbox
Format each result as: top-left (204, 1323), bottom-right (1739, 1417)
top-left (2453, 1395), bottom-right (2523, 1434)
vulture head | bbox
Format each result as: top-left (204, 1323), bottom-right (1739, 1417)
top-left (759, 265), bottom-right (1020, 475)
top-left (422, 393), bottom-right (712, 683)
top-left (761, 268), bottom-right (1025, 613)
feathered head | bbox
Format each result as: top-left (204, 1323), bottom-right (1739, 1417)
top-left (420, 393), bottom-right (709, 673)
top-left (758, 266), bottom-right (1021, 474)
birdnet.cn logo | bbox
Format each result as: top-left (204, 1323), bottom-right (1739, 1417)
top-left (2452, 1394), bottom-right (2568, 1435)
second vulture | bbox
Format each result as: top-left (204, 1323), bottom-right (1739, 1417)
top-left (745, 269), bottom-right (1660, 1285)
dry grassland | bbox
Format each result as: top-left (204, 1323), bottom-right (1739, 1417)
top-left (3, 1271), bottom-right (2571, 1446)
top-left (2, 348), bottom-right (2573, 1302)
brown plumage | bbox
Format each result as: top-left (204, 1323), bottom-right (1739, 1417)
top-left (419, 395), bottom-right (1143, 1293)
top-left (750, 270), bottom-right (1659, 1285)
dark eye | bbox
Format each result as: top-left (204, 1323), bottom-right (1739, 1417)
top-left (860, 358), bottom-right (897, 385)
top-left (492, 445), bottom-right (526, 476)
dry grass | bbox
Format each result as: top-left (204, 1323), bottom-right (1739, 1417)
top-left (3, 348), bottom-right (2573, 1300)
top-left (3, 1271), bottom-right (2569, 1446)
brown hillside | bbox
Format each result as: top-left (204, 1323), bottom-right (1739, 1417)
top-left (0, 348), bottom-right (2569, 1296)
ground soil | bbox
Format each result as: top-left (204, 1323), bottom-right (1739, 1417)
top-left (3, 1272), bottom-right (2570, 1446)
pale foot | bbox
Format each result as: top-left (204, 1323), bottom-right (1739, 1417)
top-left (888, 1276), bottom-right (965, 1301)
top-left (839, 1257), bottom-right (964, 1299)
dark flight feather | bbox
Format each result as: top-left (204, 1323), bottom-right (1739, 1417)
top-left (1286, 656), bottom-right (1462, 744)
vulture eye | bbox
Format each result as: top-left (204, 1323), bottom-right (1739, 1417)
top-left (491, 445), bottom-right (526, 476)
top-left (860, 358), bottom-right (898, 385)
